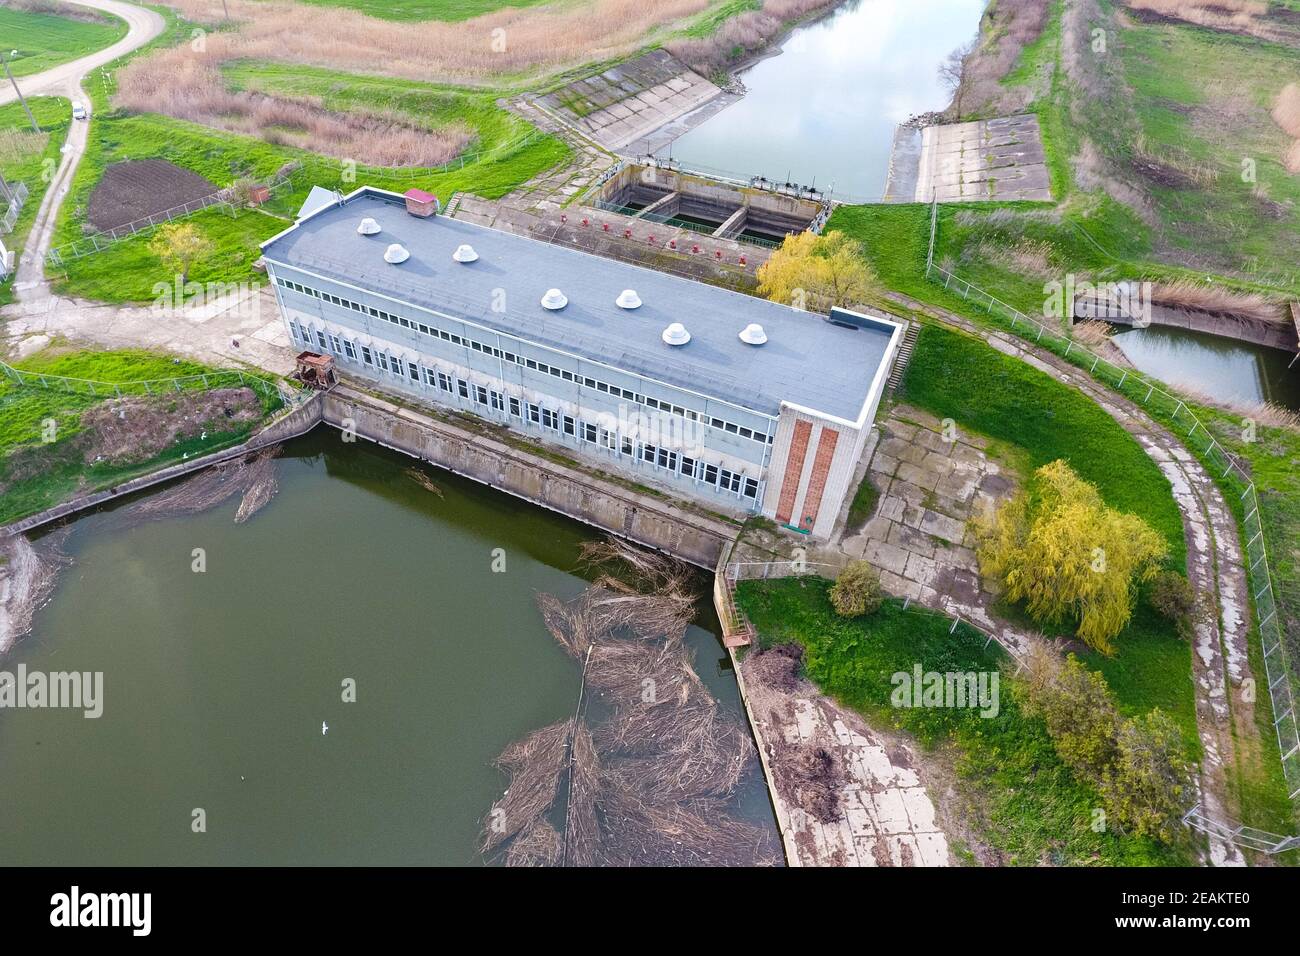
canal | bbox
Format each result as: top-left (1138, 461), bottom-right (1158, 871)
top-left (1112, 326), bottom-right (1300, 410)
top-left (0, 431), bottom-right (776, 865)
top-left (658, 0), bottom-right (988, 200)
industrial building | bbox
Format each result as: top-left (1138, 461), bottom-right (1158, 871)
top-left (260, 186), bottom-right (902, 539)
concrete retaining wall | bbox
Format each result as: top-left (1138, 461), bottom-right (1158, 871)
top-left (321, 386), bottom-right (738, 568)
top-left (1105, 306), bottom-right (1299, 353)
top-left (3, 383), bottom-right (738, 568)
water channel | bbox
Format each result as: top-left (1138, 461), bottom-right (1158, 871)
top-left (0, 432), bottom-right (776, 865)
top-left (1111, 326), bottom-right (1300, 410)
top-left (657, 0), bottom-right (988, 201)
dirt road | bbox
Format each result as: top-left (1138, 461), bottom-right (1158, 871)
top-left (4, 0), bottom-right (165, 303)
top-left (0, 0), bottom-right (164, 107)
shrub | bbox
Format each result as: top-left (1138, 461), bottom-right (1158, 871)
top-left (829, 561), bottom-right (884, 618)
top-left (1148, 570), bottom-right (1202, 640)
top-left (1019, 645), bottom-right (1190, 841)
top-left (1019, 647), bottom-right (1120, 774)
top-left (1101, 709), bottom-right (1192, 842)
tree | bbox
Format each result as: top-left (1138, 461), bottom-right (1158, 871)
top-left (148, 222), bottom-right (215, 285)
top-left (1101, 709), bottom-right (1191, 842)
top-left (971, 459), bottom-right (1168, 654)
top-left (829, 560), bottom-right (884, 618)
top-left (756, 230), bottom-right (881, 313)
top-left (938, 40), bottom-right (974, 118)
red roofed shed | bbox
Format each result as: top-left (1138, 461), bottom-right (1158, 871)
top-left (405, 188), bottom-right (440, 217)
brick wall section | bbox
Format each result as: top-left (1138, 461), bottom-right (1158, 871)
top-left (776, 419), bottom-right (812, 525)
top-left (799, 427), bottom-right (839, 531)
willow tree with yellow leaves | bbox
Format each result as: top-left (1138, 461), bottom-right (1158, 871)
top-left (972, 460), bottom-right (1168, 654)
top-left (756, 230), bottom-right (880, 313)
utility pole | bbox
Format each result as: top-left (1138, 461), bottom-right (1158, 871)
top-left (3, 51), bottom-right (39, 133)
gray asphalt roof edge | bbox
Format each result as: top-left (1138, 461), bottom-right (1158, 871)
top-left (262, 185), bottom-right (902, 423)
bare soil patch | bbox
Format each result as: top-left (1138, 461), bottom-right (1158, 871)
top-left (87, 160), bottom-right (219, 232)
top-left (78, 386), bottom-right (261, 466)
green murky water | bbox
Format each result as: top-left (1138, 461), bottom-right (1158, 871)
top-left (0, 431), bottom-right (775, 865)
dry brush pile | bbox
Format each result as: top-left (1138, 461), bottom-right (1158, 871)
top-left (481, 539), bottom-right (780, 867)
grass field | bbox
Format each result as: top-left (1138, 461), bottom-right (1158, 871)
top-left (901, 323), bottom-right (1185, 562)
top-left (0, 348), bottom-right (279, 524)
top-left (0, 95), bottom-right (71, 306)
top-left (1079, 17), bottom-right (1300, 288)
top-left (736, 576), bottom-right (1193, 865)
top-left (0, 3), bottom-right (127, 77)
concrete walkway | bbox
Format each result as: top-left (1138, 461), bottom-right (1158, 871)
top-left (735, 643), bottom-right (952, 867)
top-left (3, 287), bottom-right (295, 375)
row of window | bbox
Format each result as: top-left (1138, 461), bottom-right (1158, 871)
top-left (292, 320), bottom-right (761, 500)
top-left (275, 275), bottom-right (774, 446)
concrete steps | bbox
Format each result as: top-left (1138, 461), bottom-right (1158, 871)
top-left (886, 321), bottom-right (920, 393)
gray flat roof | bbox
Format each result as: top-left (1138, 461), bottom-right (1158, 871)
top-left (261, 189), bottom-right (895, 420)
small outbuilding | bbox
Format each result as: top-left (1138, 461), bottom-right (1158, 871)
top-left (294, 351), bottom-right (337, 389)
top-left (404, 188), bottom-right (440, 218)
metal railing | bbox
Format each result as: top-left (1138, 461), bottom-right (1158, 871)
top-left (632, 152), bottom-right (869, 205)
top-left (0, 359), bottom-right (281, 401)
top-left (923, 196), bottom-right (1300, 802)
top-left (1183, 804), bottom-right (1300, 854)
top-left (590, 198), bottom-right (781, 249)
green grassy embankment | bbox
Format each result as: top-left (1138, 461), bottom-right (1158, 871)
top-left (0, 349), bottom-right (281, 524)
top-left (45, 15), bottom-right (568, 302)
top-left (898, 322), bottom-right (1196, 753)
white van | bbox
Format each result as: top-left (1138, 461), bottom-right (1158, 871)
top-left (71, 102), bottom-right (87, 120)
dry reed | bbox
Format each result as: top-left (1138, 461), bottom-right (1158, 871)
top-left (1071, 319), bottom-right (1114, 348)
top-left (1125, 0), bottom-right (1269, 34)
top-left (1167, 380), bottom-right (1300, 432)
top-left (1272, 84), bottom-right (1300, 139)
top-left (153, 0), bottom-right (713, 84)
top-left (666, 0), bottom-right (841, 76)
top-left (1150, 278), bottom-right (1285, 325)
top-left (115, 48), bottom-right (470, 167)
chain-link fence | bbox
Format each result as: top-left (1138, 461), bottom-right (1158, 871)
top-left (1183, 804), bottom-right (1300, 854)
top-left (1, 180), bottom-right (29, 234)
top-left (924, 197), bottom-right (1300, 802)
top-left (45, 194), bottom-right (238, 268)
